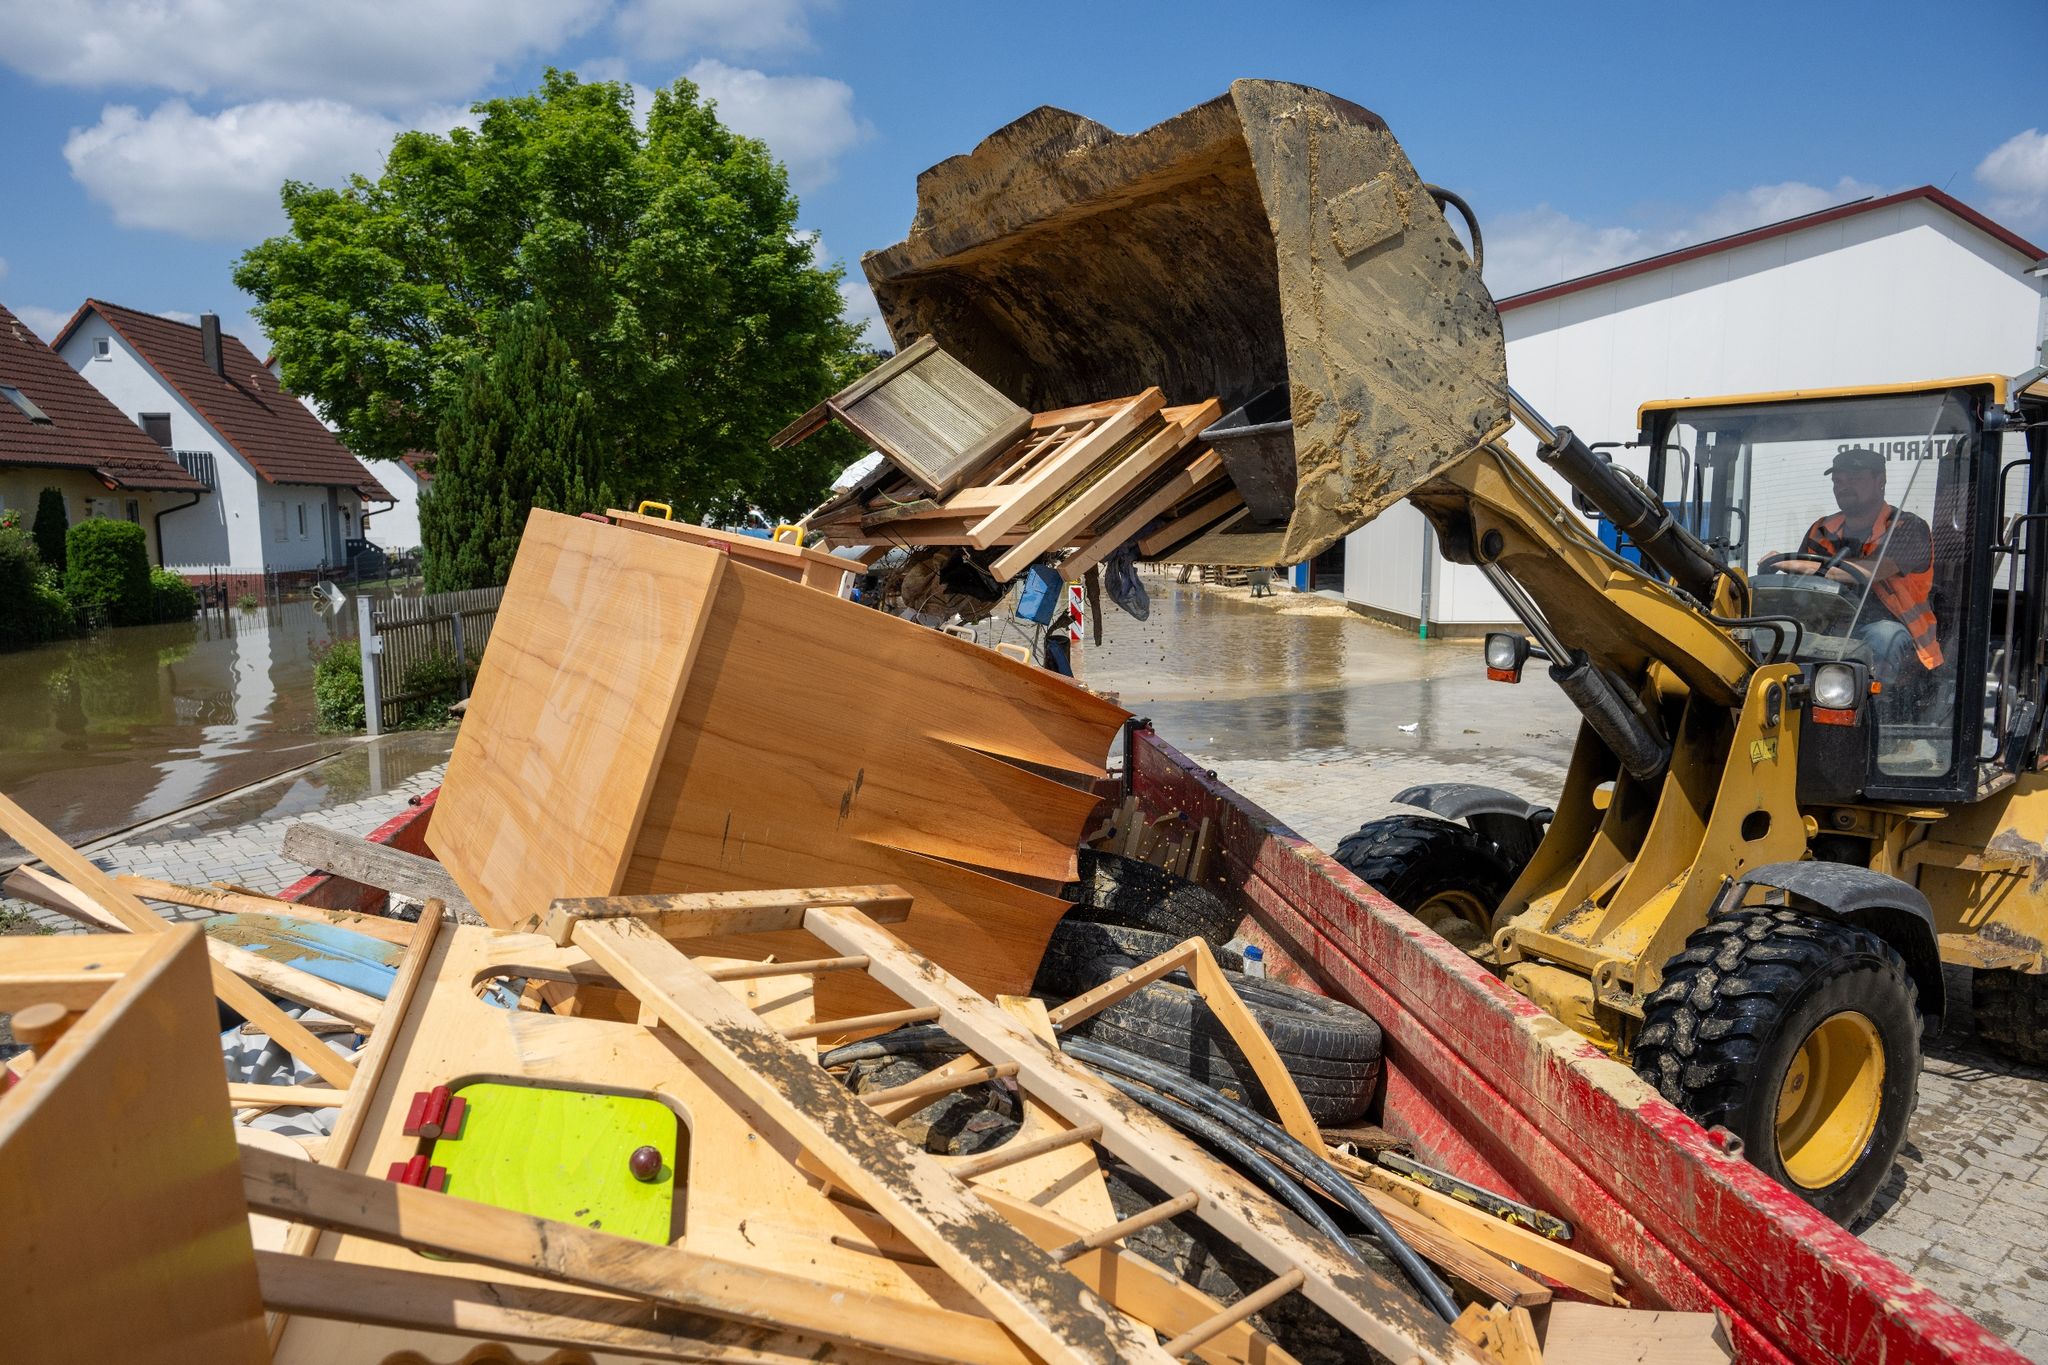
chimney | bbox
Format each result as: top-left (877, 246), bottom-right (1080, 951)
top-left (200, 313), bottom-right (223, 376)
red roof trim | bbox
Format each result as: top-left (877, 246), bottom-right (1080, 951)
top-left (1497, 186), bottom-right (2047, 313)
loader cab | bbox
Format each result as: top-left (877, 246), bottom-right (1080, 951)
top-left (1640, 378), bottom-right (2048, 805)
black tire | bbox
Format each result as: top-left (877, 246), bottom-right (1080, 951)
top-left (1332, 814), bottom-right (1519, 949)
top-left (1973, 968), bottom-right (2048, 1068)
top-left (1634, 909), bottom-right (1922, 1225)
top-left (1036, 921), bottom-right (1383, 1125)
top-left (1064, 850), bottom-right (1242, 948)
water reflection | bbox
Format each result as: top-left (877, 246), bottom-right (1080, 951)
top-left (1, 596), bottom-right (394, 853)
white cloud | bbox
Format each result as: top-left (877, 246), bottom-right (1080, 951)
top-left (1976, 129), bottom-right (2048, 236)
top-left (13, 304), bottom-right (74, 345)
top-left (685, 59), bottom-right (869, 191)
top-left (613, 0), bottom-right (829, 59)
top-left (63, 99), bottom-right (469, 241)
top-left (0, 0), bottom-right (607, 110)
top-left (1485, 177), bottom-right (1884, 296)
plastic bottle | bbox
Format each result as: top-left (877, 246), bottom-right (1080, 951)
top-left (1242, 944), bottom-right (1266, 979)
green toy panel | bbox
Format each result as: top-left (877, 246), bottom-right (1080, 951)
top-left (436, 1081), bottom-right (679, 1244)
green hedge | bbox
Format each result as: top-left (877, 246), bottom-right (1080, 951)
top-left (65, 519), bottom-right (152, 626)
top-left (0, 525), bottom-right (76, 649)
top-left (314, 640), bottom-right (366, 731)
top-left (149, 567), bottom-right (200, 622)
top-left (314, 640), bottom-right (472, 732)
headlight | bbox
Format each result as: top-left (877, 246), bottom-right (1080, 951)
top-left (1485, 633), bottom-right (1527, 671)
top-left (1812, 662), bottom-right (1858, 710)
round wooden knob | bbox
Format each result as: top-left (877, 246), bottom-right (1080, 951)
top-left (11, 1002), bottom-right (72, 1052)
top-left (628, 1145), bottom-right (662, 1182)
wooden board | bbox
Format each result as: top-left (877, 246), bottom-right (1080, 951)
top-left (1060, 449), bottom-right (1226, 579)
top-left (1540, 1302), bottom-right (1730, 1364)
top-left (609, 509), bottom-right (856, 594)
top-left (965, 390), bottom-right (1164, 548)
top-left (429, 509), bottom-right (728, 926)
top-left (282, 821), bottom-right (475, 918)
top-left (118, 874), bottom-right (416, 946)
top-left (0, 929), bottom-right (269, 1364)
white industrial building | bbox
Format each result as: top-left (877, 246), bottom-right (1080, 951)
top-left (1343, 186), bottom-right (2048, 634)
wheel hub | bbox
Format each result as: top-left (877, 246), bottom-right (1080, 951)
top-left (1774, 1010), bottom-right (1885, 1190)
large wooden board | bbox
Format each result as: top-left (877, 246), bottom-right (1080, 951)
top-left (0, 930), bottom-right (269, 1364)
top-left (430, 509), bottom-right (727, 926)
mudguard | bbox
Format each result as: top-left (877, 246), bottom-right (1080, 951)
top-left (1393, 782), bottom-right (1552, 868)
top-left (1734, 861), bottom-right (1945, 1024)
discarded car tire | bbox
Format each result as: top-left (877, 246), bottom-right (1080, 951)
top-left (1634, 908), bottom-right (1921, 1226)
top-left (1037, 920), bottom-right (1383, 1125)
top-left (1332, 814), bottom-right (1518, 949)
top-left (1065, 850), bottom-right (1242, 948)
top-left (1973, 968), bottom-right (2048, 1068)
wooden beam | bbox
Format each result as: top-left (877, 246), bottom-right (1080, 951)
top-left (205, 938), bottom-right (381, 1032)
top-left (571, 917), bottom-right (1171, 1365)
top-left (280, 822), bottom-right (475, 918)
top-left (1138, 489), bottom-right (1243, 557)
top-left (227, 1084), bottom-right (349, 1111)
top-left (1059, 452), bottom-right (1225, 580)
top-left (238, 1144), bottom-right (1028, 1365)
top-left (802, 908), bottom-right (1476, 1365)
top-left (117, 875), bottom-right (415, 946)
top-left (536, 884), bottom-right (913, 947)
top-left (252, 1252), bottom-right (903, 1365)
top-left (965, 390), bottom-right (1166, 549)
top-left (0, 793), bottom-right (356, 1091)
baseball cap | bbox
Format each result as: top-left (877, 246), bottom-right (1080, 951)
top-left (1824, 447), bottom-right (1885, 476)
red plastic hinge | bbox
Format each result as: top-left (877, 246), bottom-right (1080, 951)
top-left (404, 1085), bottom-right (464, 1138)
top-left (384, 1154), bottom-right (447, 1189)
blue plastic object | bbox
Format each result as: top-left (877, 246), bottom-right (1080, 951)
top-left (1016, 562), bottom-right (1064, 626)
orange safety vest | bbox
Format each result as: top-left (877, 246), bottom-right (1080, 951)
top-left (1805, 503), bottom-right (1943, 670)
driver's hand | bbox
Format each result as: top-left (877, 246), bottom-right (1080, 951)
top-left (1823, 567), bottom-right (1857, 585)
top-left (1780, 561), bottom-right (1817, 575)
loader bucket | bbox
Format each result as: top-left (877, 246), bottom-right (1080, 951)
top-left (863, 79), bottom-right (1510, 565)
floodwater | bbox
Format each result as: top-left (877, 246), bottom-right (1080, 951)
top-left (2, 597), bottom-right (389, 859)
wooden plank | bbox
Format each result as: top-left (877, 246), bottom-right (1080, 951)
top-left (0, 793), bottom-right (356, 1090)
top-left (1060, 450), bottom-right (1226, 579)
top-left (0, 933), bottom-right (153, 1011)
top-left (282, 822), bottom-right (475, 918)
top-left (571, 916), bottom-right (1171, 1365)
top-left (608, 508), bottom-right (856, 586)
top-left (253, 1252), bottom-right (902, 1365)
top-left (427, 508), bottom-right (727, 929)
top-left (239, 1143), bottom-right (1026, 1365)
top-left (1, 930), bottom-right (269, 1363)
top-left (1539, 1302), bottom-right (1730, 1364)
top-left (1365, 1186), bottom-right (1551, 1309)
top-left (206, 937), bottom-right (381, 1031)
top-left (228, 1084), bottom-right (349, 1110)
top-left (536, 884), bottom-right (914, 946)
top-left (118, 875), bottom-right (415, 945)
top-left (992, 399), bottom-right (1220, 582)
top-left (1138, 488), bottom-right (1244, 557)
top-left (965, 390), bottom-right (1166, 549)
top-left (803, 908), bottom-right (1476, 1365)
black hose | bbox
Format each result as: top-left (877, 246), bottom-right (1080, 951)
top-left (819, 1026), bottom-right (965, 1068)
top-left (1066, 1037), bottom-right (1461, 1324)
top-left (1425, 184), bottom-right (1484, 275)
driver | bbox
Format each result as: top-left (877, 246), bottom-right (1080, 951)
top-left (1780, 446), bottom-right (1942, 680)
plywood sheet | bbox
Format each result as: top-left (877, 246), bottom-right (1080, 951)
top-left (430, 509), bottom-right (727, 927)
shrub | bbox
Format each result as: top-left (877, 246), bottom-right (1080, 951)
top-left (237, 593), bottom-right (259, 610)
top-left (32, 488), bottom-right (68, 571)
top-left (148, 567), bottom-right (200, 622)
top-left (313, 639), bottom-right (366, 731)
top-left (0, 525), bottom-right (77, 649)
top-left (65, 519), bottom-right (152, 626)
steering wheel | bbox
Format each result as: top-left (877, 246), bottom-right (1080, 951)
top-left (1756, 550), bottom-right (1874, 594)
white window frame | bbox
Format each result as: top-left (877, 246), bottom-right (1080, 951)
top-left (93, 337), bottom-right (111, 361)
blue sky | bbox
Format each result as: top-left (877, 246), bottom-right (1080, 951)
top-left (1, 0), bottom-right (2043, 358)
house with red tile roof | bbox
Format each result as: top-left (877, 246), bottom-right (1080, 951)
top-left (0, 301), bottom-right (206, 566)
top-left (54, 301), bottom-right (392, 579)
top-left (263, 350), bottom-right (423, 552)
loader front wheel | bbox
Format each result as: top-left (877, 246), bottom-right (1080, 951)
top-left (1333, 814), bottom-right (1518, 950)
top-left (1973, 968), bottom-right (2048, 1067)
top-left (1634, 909), bottom-right (1921, 1225)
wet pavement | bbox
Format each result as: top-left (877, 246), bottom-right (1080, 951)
top-left (1087, 575), bottom-right (2048, 1359)
top-left (0, 595), bottom-right (402, 861)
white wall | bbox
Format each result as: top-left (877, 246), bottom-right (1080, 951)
top-left (1346, 199), bottom-right (2048, 627)
top-left (364, 460), bottom-right (423, 551)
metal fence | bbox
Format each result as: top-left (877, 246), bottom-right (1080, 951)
top-left (357, 586), bottom-right (503, 734)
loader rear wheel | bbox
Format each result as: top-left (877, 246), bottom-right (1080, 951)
top-left (1333, 814), bottom-right (1518, 949)
top-left (1973, 968), bottom-right (2048, 1068)
top-left (1634, 909), bottom-right (1921, 1225)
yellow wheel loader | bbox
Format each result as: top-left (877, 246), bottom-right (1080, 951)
top-left (861, 78), bottom-right (2048, 1225)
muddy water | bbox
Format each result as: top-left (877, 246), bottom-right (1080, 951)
top-left (1, 599), bottom-right (372, 856)
top-left (1081, 579), bottom-right (1580, 846)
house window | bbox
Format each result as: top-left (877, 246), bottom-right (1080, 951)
top-left (125, 499), bottom-right (141, 524)
top-left (297, 503), bottom-right (307, 538)
top-left (93, 337), bottom-right (111, 361)
top-left (0, 385), bottom-right (53, 424)
top-left (271, 501), bottom-right (287, 544)
top-left (140, 413), bottom-right (173, 447)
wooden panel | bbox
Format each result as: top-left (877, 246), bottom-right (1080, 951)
top-left (1060, 449), bottom-right (1226, 579)
top-left (816, 336), bottom-right (1033, 498)
top-left (430, 509), bottom-right (728, 928)
top-left (965, 390), bottom-right (1164, 548)
top-left (609, 509), bottom-right (854, 593)
top-left (0, 930), bottom-right (269, 1364)
top-left (282, 821), bottom-right (476, 919)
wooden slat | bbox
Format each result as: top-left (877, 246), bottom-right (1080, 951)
top-left (537, 885), bottom-right (913, 947)
top-left (281, 822), bottom-right (475, 919)
top-left (1160, 1267), bottom-right (1305, 1358)
top-left (704, 954), bottom-right (871, 981)
top-left (0, 794), bottom-right (356, 1091)
top-left (1060, 451), bottom-right (1226, 579)
top-left (1138, 488), bottom-right (1244, 557)
top-left (571, 917), bottom-right (1171, 1365)
top-left (117, 875), bottom-right (415, 945)
top-left (239, 1144), bottom-right (1025, 1365)
top-left (802, 907), bottom-right (1475, 1365)
top-left (1050, 1192), bottom-right (1201, 1262)
top-left (965, 390), bottom-right (1166, 549)
top-left (205, 938), bottom-right (381, 1032)
top-left (227, 1084), bottom-right (349, 1110)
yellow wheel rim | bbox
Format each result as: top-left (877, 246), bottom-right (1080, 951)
top-left (1417, 887), bottom-right (1491, 931)
top-left (1774, 1010), bottom-right (1885, 1189)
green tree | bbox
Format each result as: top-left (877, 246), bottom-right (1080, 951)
top-left (32, 488), bottom-right (68, 571)
top-left (421, 304), bottom-right (611, 591)
top-left (237, 68), bottom-right (864, 522)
